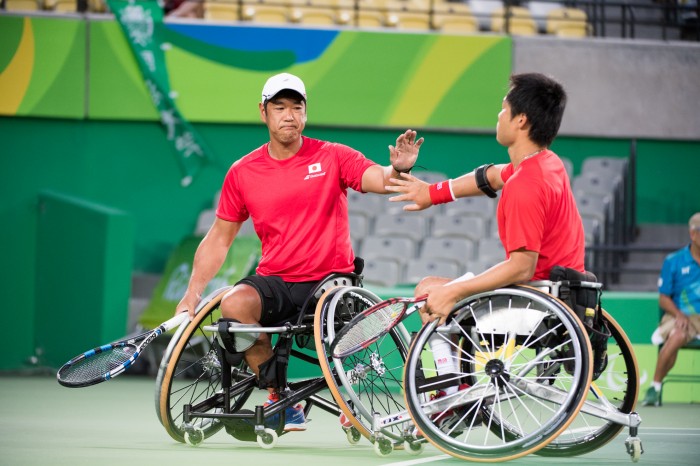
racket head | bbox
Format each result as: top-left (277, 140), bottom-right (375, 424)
top-left (330, 296), bottom-right (424, 358)
top-left (57, 341), bottom-right (140, 388)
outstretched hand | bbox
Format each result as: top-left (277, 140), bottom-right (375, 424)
top-left (385, 172), bottom-right (432, 211)
top-left (389, 129), bottom-right (423, 173)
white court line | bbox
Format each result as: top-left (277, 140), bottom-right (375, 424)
top-left (380, 455), bottom-right (451, 466)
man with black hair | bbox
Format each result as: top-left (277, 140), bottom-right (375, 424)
top-left (387, 72), bottom-right (584, 322)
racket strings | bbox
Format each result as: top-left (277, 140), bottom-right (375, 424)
top-left (333, 302), bottom-right (406, 355)
top-left (59, 346), bottom-right (136, 383)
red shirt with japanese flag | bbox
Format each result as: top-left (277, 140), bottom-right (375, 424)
top-left (216, 136), bottom-right (376, 281)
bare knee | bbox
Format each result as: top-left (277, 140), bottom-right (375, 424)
top-left (220, 284), bottom-right (262, 323)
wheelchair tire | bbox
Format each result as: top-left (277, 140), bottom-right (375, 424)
top-left (155, 286), bottom-right (249, 443)
top-left (314, 286), bottom-right (412, 444)
top-left (536, 309), bottom-right (639, 456)
top-left (403, 286), bottom-right (593, 462)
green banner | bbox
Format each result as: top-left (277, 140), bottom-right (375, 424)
top-left (105, 0), bottom-right (214, 186)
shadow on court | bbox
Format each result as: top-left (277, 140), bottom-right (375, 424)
top-left (1, 375), bottom-right (698, 466)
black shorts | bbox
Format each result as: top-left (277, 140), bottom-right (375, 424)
top-left (236, 275), bottom-right (319, 326)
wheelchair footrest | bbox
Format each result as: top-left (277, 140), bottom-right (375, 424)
top-left (221, 409), bottom-right (285, 441)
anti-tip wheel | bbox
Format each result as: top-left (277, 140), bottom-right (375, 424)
top-left (184, 427), bottom-right (204, 446)
top-left (373, 438), bottom-right (393, 457)
top-left (345, 427), bottom-right (361, 445)
top-left (404, 440), bottom-right (424, 456)
top-left (257, 428), bottom-right (279, 449)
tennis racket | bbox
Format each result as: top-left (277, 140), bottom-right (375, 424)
top-left (57, 312), bottom-right (189, 388)
top-left (330, 295), bottom-right (426, 359)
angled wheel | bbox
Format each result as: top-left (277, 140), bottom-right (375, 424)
top-left (536, 309), bottom-right (639, 456)
top-left (403, 286), bottom-right (593, 462)
top-left (155, 286), bottom-right (253, 443)
top-left (314, 286), bottom-right (411, 444)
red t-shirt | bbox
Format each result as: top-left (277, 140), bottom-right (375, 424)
top-left (216, 136), bottom-right (376, 281)
top-left (497, 150), bottom-right (585, 280)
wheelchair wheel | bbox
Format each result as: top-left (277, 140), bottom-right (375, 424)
top-left (403, 286), bottom-right (593, 462)
top-left (155, 287), bottom-right (250, 443)
top-left (536, 309), bottom-right (639, 456)
top-left (314, 286), bottom-right (412, 444)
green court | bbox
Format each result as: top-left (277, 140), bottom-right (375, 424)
top-left (1, 375), bottom-right (698, 466)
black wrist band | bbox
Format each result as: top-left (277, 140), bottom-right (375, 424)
top-left (475, 163), bottom-right (497, 198)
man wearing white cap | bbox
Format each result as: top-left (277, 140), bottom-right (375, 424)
top-left (175, 72), bottom-right (423, 431)
top-left (643, 212), bottom-right (700, 406)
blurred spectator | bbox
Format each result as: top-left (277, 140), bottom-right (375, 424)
top-left (642, 212), bottom-right (700, 406)
top-left (164, 0), bottom-right (204, 18)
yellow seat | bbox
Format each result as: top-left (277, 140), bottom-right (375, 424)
top-left (44, 0), bottom-right (79, 12)
top-left (382, 0), bottom-right (431, 30)
top-left (491, 6), bottom-right (538, 35)
top-left (4, 0), bottom-right (42, 10)
top-left (432, 2), bottom-right (478, 33)
top-left (240, 1), bottom-right (295, 25)
top-left (205, 1), bottom-right (244, 21)
top-left (546, 7), bottom-right (589, 38)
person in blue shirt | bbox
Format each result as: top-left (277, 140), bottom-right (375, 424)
top-left (643, 212), bottom-right (700, 406)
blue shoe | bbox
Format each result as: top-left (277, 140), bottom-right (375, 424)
top-left (265, 397), bottom-right (307, 431)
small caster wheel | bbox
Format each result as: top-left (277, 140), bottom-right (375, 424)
top-left (257, 428), bottom-right (278, 449)
top-left (345, 426), bottom-right (361, 445)
top-left (404, 440), bottom-right (424, 456)
top-left (625, 436), bottom-right (643, 463)
top-left (373, 438), bottom-right (393, 457)
top-left (184, 427), bottom-right (204, 446)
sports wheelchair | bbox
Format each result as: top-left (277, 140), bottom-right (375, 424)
top-left (153, 269), bottom-right (408, 449)
top-left (317, 270), bottom-right (643, 462)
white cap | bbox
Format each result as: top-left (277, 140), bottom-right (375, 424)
top-left (261, 73), bottom-right (306, 104)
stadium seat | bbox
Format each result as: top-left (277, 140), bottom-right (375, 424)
top-left (361, 235), bottom-right (417, 265)
top-left (374, 213), bottom-right (428, 242)
top-left (349, 212), bottom-right (371, 240)
top-left (4, 0), bottom-right (42, 11)
top-left (347, 191), bottom-right (386, 220)
top-left (467, 0), bottom-right (503, 30)
top-left (206, 1), bottom-right (248, 21)
top-left (527, 1), bottom-right (564, 32)
top-left (491, 6), bottom-right (538, 35)
top-left (362, 257), bottom-right (402, 287)
top-left (475, 236), bottom-right (504, 263)
top-left (384, 0), bottom-right (431, 31)
top-left (546, 7), bottom-right (590, 38)
top-left (403, 257), bottom-right (461, 284)
top-left (44, 0), bottom-right (79, 12)
top-left (244, 1), bottom-right (294, 25)
top-left (444, 195), bottom-right (495, 219)
top-left (560, 156), bottom-right (574, 180)
top-left (432, 2), bottom-right (479, 33)
top-left (432, 214), bottom-right (487, 241)
top-left (420, 236), bottom-right (476, 264)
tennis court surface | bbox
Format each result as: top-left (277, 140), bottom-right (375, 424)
top-left (1, 375), bottom-right (698, 466)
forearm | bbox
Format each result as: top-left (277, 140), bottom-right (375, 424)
top-left (185, 238), bottom-right (230, 299)
top-left (659, 294), bottom-right (685, 319)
